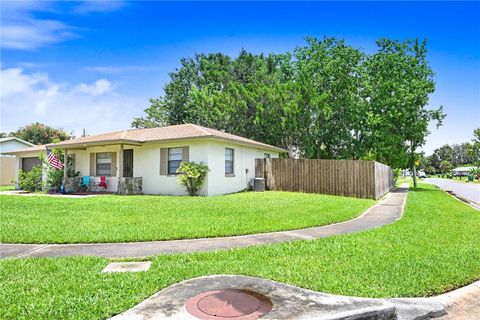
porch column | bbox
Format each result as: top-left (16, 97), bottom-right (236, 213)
top-left (63, 149), bottom-right (68, 185)
top-left (118, 144), bottom-right (124, 178)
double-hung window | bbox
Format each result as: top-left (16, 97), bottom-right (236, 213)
top-left (168, 148), bottom-right (183, 174)
top-left (96, 152), bottom-right (112, 176)
top-left (225, 148), bottom-right (234, 175)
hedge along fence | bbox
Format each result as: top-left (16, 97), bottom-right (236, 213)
top-left (255, 158), bottom-right (394, 199)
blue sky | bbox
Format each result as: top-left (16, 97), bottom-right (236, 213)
top-left (1, 1), bottom-right (479, 154)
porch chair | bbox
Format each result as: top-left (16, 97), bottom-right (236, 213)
top-left (80, 176), bottom-right (91, 192)
top-left (91, 176), bottom-right (107, 192)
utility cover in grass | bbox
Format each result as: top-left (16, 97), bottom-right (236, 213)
top-left (102, 261), bottom-right (151, 273)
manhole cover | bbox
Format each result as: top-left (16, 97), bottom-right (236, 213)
top-left (185, 289), bottom-right (272, 320)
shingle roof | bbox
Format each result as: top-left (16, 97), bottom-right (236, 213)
top-left (46, 124), bottom-right (286, 152)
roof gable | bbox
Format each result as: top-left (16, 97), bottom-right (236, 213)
top-left (0, 137), bottom-right (35, 147)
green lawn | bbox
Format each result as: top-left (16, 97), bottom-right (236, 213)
top-left (0, 185), bottom-right (14, 191)
top-left (0, 191), bottom-right (373, 243)
top-left (395, 176), bottom-right (411, 186)
top-left (449, 176), bottom-right (480, 184)
top-left (1, 183), bottom-right (479, 320)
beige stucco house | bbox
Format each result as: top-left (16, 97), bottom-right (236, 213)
top-left (0, 137), bottom-right (35, 186)
top-left (6, 124), bottom-right (285, 195)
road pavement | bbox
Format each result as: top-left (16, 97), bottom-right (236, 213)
top-left (425, 178), bottom-right (480, 204)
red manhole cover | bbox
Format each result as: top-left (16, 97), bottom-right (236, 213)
top-left (185, 289), bottom-right (273, 320)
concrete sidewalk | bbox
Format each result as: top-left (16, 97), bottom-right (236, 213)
top-left (1, 184), bottom-right (408, 259)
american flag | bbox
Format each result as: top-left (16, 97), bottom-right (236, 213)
top-left (46, 148), bottom-right (64, 170)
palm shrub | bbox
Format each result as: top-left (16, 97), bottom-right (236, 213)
top-left (177, 161), bottom-right (209, 196)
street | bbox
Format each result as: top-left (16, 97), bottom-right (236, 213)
top-left (425, 178), bottom-right (480, 204)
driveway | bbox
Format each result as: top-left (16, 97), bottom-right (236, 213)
top-left (425, 178), bottom-right (480, 204)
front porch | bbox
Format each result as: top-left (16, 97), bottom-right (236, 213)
top-left (64, 176), bottom-right (143, 195)
top-left (61, 142), bottom-right (143, 195)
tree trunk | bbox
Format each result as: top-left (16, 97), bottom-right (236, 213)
top-left (412, 164), bottom-right (417, 188)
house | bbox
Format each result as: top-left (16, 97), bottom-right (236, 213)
top-left (452, 166), bottom-right (477, 177)
top-left (0, 137), bottom-right (36, 186)
top-left (5, 124), bottom-right (285, 195)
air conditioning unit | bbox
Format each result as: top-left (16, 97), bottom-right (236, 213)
top-left (253, 178), bottom-right (265, 192)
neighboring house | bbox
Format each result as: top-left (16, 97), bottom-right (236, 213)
top-left (0, 137), bottom-right (36, 186)
top-left (452, 166), bottom-right (477, 177)
top-left (5, 124), bottom-right (285, 195)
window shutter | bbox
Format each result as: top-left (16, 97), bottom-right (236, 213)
top-left (160, 148), bottom-right (167, 175)
top-left (182, 146), bottom-right (189, 162)
top-left (89, 153), bottom-right (95, 176)
top-left (111, 152), bottom-right (117, 177)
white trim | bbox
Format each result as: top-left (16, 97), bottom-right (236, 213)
top-left (0, 137), bottom-right (35, 147)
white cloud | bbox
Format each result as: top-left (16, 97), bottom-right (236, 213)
top-left (0, 67), bottom-right (145, 136)
top-left (0, 1), bottom-right (126, 51)
top-left (0, 2), bottom-right (76, 50)
top-left (76, 79), bottom-right (114, 96)
top-left (1, 19), bottom-right (75, 50)
top-left (72, 1), bottom-right (127, 14)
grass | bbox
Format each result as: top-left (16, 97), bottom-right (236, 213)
top-left (0, 185), bottom-right (14, 191)
top-left (395, 176), bottom-right (411, 186)
top-left (448, 176), bottom-right (480, 184)
top-left (0, 191), bottom-right (373, 243)
top-left (1, 183), bottom-right (479, 320)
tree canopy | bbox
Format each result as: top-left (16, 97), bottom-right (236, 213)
top-left (132, 37), bottom-right (444, 168)
top-left (7, 122), bottom-right (71, 145)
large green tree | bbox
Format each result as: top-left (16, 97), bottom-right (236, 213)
top-left (294, 37), bottom-right (365, 159)
top-left (9, 122), bottom-right (70, 145)
top-left (132, 50), bottom-right (301, 154)
top-left (363, 39), bottom-right (444, 171)
top-left (468, 127), bottom-right (480, 166)
top-left (132, 37), bottom-right (444, 169)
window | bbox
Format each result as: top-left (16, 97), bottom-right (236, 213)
top-left (225, 148), bottom-right (234, 175)
top-left (96, 152), bottom-right (112, 176)
top-left (264, 153), bottom-right (270, 158)
top-left (168, 148), bottom-right (183, 174)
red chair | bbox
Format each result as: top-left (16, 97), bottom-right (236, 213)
top-left (99, 176), bottom-right (107, 190)
top-left (92, 176), bottom-right (107, 192)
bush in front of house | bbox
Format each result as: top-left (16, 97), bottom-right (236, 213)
top-left (18, 165), bottom-right (43, 192)
top-left (177, 161), bottom-right (209, 196)
top-left (42, 150), bottom-right (80, 191)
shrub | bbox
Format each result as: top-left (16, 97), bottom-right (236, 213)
top-left (18, 165), bottom-right (43, 192)
top-left (439, 160), bottom-right (453, 175)
top-left (42, 150), bottom-right (79, 191)
top-left (177, 161), bottom-right (209, 196)
top-left (392, 168), bottom-right (403, 184)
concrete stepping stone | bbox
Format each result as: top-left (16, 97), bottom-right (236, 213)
top-left (102, 261), bottom-right (151, 273)
top-left (108, 275), bottom-right (446, 320)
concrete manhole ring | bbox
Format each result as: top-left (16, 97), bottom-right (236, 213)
top-left (185, 289), bottom-right (273, 319)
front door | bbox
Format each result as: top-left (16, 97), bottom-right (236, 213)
top-left (123, 149), bottom-right (133, 177)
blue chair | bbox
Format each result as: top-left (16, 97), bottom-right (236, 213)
top-left (80, 176), bottom-right (90, 191)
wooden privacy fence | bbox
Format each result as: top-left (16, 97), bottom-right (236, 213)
top-left (255, 158), bottom-right (394, 199)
